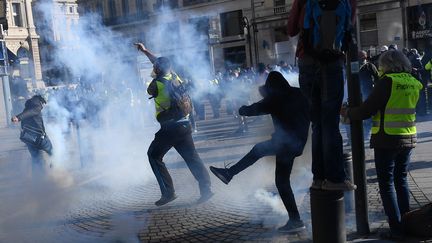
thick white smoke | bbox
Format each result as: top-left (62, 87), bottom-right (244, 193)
top-left (0, 1), bottom-right (315, 241)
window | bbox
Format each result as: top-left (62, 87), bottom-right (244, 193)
top-left (122, 0), bottom-right (129, 15)
top-left (154, 0), bottom-right (178, 10)
top-left (274, 26), bottom-right (289, 42)
top-left (108, 0), bottom-right (116, 17)
top-left (359, 13), bottom-right (378, 48)
top-left (274, 0), bottom-right (285, 6)
top-left (11, 3), bottom-right (23, 27)
top-left (135, 0), bottom-right (143, 13)
top-left (69, 6), bottom-right (74, 13)
top-left (223, 46), bottom-right (246, 69)
top-left (189, 17), bottom-right (209, 41)
top-left (220, 10), bottom-right (243, 37)
top-left (97, 2), bottom-right (103, 15)
top-left (183, 0), bottom-right (212, 6)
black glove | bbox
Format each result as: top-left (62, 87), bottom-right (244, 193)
top-left (238, 106), bottom-right (247, 116)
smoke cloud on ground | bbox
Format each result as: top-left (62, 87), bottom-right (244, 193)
top-left (0, 2), bottom-right (314, 241)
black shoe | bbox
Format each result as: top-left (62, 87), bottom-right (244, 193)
top-left (197, 191), bottom-right (214, 204)
top-left (209, 166), bottom-right (232, 185)
top-left (278, 219), bottom-right (306, 233)
top-left (155, 194), bottom-right (177, 206)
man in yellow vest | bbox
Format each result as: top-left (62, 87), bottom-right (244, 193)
top-left (135, 43), bottom-right (212, 206)
top-left (342, 50), bottom-right (422, 240)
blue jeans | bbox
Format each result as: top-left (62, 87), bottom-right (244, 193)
top-left (374, 148), bottom-right (412, 234)
top-left (26, 136), bottom-right (53, 176)
top-left (299, 60), bottom-right (346, 182)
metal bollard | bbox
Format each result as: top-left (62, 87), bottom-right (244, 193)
top-left (343, 151), bottom-right (355, 213)
top-left (310, 189), bottom-right (346, 243)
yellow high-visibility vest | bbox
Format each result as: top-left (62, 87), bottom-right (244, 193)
top-left (372, 73), bottom-right (422, 135)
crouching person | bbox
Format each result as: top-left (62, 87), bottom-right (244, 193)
top-left (210, 71), bottom-right (310, 233)
top-left (12, 94), bottom-right (53, 177)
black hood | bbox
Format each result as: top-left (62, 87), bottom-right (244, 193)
top-left (260, 71), bottom-right (294, 96)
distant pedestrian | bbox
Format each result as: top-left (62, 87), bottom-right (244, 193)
top-left (135, 42), bottom-right (213, 206)
top-left (210, 71), bottom-right (310, 233)
top-left (342, 50), bottom-right (423, 240)
top-left (12, 94), bottom-right (53, 177)
top-left (358, 50), bottom-right (379, 139)
top-left (409, 48), bottom-right (427, 115)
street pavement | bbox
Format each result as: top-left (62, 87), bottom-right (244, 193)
top-left (0, 103), bottom-right (431, 243)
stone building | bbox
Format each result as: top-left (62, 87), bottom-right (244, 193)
top-left (0, 0), bottom-right (43, 127)
top-left (33, 0), bottom-right (79, 85)
top-left (77, 0), bottom-right (293, 72)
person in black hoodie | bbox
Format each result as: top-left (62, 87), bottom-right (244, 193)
top-left (12, 95), bottom-right (52, 176)
top-left (209, 71), bottom-right (310, 233)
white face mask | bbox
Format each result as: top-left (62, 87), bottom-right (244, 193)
top-left (151, 69), bottom-right (157, 79)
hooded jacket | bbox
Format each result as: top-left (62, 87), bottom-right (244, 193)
top-left (16, 95), bottom-right (46, 133)
top-left (239, 71), bottom-right (310, 155)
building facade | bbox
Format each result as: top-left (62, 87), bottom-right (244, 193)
top-left (0, 0), bottom-right (44, 127)
top-left (357, 0), bottom-right (432, 58)
top-left (33, 0), bottom-right (79, 85)
top-left (77, 0), bottom-right (293, 73)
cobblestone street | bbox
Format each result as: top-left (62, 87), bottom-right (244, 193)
top-left (0, 106), bottom-right (431, 242)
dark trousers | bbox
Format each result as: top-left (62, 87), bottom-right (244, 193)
top-left (26, 136), bottom-right (53, 176)
top-left (374, 148), bottom-right (412, 234)
top-left (229, 139), bottom-right (301, 220)
top-left (147, 122), bottom-right (211, 196)
top-left (299, 60), bottom-right (346, 183)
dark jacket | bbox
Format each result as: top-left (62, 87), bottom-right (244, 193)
top-left (16, 95), bottom-right (46, 133)
top-left (347, 74), bottom-right (418, 149)
top-left (239, 71), bottom-right (310, 155)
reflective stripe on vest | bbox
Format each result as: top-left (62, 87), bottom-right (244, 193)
top-left (371, 73), bottom-right (422, 135)
top-left (154, 73), bottom-right (174, 117)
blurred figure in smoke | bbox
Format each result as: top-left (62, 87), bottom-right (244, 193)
top-left (408, 48), bottom-right (427, 115)
top-left (256, 63), bottom-right (269, 86)
top-left (210, 71), bottom-right (310, 233)
top-left (208, 72), bottom-right (222, 119)
top-left (135, 43), bottom-right (213, 206)
top-left (279, 60), bottom-right (293, 74)
top-left (358, 50), bottom-right (379, 139)
top-left (12, 94), bottom-right (53, 177)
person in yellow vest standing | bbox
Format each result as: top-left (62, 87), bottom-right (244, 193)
top-left (342, 50), bottom-right (423, 240)
top-left (135, 43), bottom-right (213, 206)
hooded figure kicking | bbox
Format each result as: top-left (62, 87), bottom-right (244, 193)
top-left (209, 71), bottom-right (310, 233)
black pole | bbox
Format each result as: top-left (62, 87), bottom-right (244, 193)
top-left (250, 0), bottom-right (259, 65)
top-left (242, 17), bottom-right (254, 67)
top-left (346, 27), bottom-right (370, 235)
top-left (310, 189), bottom-right (346, 243)
top-left (247, 30), bottom-right (253, 67)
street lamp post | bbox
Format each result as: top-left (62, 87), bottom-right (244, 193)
top-left (0, 25), bottom-right (12, 126)
top-left (250, 0), bottom-right (259, 65)
top-left (242, 16), bottom-right (253, 67)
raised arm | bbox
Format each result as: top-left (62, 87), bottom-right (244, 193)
top-left (134, 43), bottom-right (158, 64)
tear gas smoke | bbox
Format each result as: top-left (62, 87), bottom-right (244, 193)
top-left (1, 1), bottom-right (315, 241)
